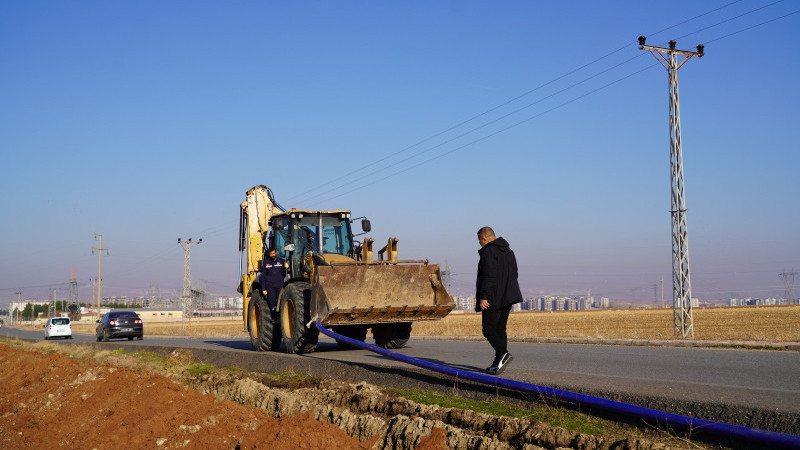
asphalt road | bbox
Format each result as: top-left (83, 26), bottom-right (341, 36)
top-left (3, 325), bottom-right (800, 431)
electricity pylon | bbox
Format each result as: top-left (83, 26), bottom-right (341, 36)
top-left (639, 36), bottom-right (704, 338)
top-left (779, 269), bottom-right (798, 304)
top-left (68, 269), bottom-right (78, 304)
top-left (178, 238), bottom-right (202, 329)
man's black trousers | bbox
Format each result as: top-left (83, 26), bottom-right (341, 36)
top-left (265, 285), bottom-right (282, 309)
top-left (481, 304), bottom-right (512, 360)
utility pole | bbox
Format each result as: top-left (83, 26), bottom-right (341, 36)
top-left (442, 260), bottom-right (452, 293)
top-left (779, 269), bottom-right (798, 304)
top-left (69, 268), bottom-right (78, 305)
top-left (92, 234), bottom-right (109, 320)
top-left (639, 36), bottom-right (704, 339)
top-left (90, 278), bottom-right (97, 319)
top-left (178, 238), bottom-right (202, 329)
top-left (14, 291), bottom-right (22, 325)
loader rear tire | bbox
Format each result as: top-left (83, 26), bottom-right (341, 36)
top-left (280, 282), bottom-right (318, 354)
top-left (248, 289), bottom-right (281, 352)
top-left (373, 322), bottom-right (412, 349)
top-left (331, 325), bottom-right (368, 348)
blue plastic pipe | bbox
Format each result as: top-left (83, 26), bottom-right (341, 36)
top-left (316, 321), bottom-right (800, 449)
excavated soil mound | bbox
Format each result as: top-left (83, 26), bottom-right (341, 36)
top-left (0, 345), bottom-right (371, 449)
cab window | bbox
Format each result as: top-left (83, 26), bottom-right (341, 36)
top-left (271, 216), bottom-right (290, 260)
top-left (293, 215), bottom-right (352, 256)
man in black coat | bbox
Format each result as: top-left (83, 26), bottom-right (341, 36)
top-left (475, 226), bottom-right (523, 375)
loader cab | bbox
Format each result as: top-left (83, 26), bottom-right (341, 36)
top-left (268, 210), bottom-right (356, 279)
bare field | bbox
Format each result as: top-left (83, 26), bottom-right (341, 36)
top-left (413, 305), bottom-right (800, 342)
top-left (61, 305), bottom-right (800, 342)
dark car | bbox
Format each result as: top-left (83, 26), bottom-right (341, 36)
top-left (96, 311), bottom-right (143, 341)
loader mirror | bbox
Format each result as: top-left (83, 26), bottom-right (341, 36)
top-left (361, 219), bottom-right (371, 233)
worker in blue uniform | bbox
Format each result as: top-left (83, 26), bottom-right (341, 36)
top-left (261, 247), bottom-right (286, 320)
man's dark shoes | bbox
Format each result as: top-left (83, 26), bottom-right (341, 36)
top-left (486, 352), bottom-right (513, 375)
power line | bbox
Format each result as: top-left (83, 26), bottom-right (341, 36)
top-left (283, 1), bottom-right (749, 204)
top-left (0, 282), bottom-right (70, 292)
top-left (296, 53), bottom-right (648, 205)
top-left (676, 0), bottom-right (787, 41)
top-left (302, 5), bottom-right (799, 205)
top-left (705, 7), bottom-right (800, 44)
top-left (315, 64), bottom-right (658, 204)
top-left (178, 1), bottom-right (774, 242)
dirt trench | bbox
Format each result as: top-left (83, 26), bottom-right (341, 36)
top-left (184, 368), bottom-right (680, 450)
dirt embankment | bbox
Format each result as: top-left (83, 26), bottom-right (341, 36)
top-left (0, 344), bottom-right (375, 449)
top-left (0, 343), bottom-right (684, 450)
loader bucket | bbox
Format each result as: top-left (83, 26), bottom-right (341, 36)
top-left (310, 263), bottom-right (454, 326)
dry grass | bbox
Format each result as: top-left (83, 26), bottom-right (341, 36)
top-left (413, 305), bottom-right (800, 342)
top-left (51, 305), bottom-right (800, 342)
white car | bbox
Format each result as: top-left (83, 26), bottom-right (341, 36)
top-left (44, 317), bottom-right (72, 340)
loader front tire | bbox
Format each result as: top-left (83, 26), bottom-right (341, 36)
top-left (331, 325), bottom-right (368, 349)
top-left (280, 282), bottom-right (318, 354)
top-left (373, 322), bottom-right (412, 349)
top-left (248, 289), bottom-right (281, 352)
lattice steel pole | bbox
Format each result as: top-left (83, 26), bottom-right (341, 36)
top-left (92, 234), bottom-right (109, 320)
top-left (639, 36), bottom-right (704, 338)
top-left (178, 238), bottom-right (202, 329)
top-left (779, 269), bottom-right (798, 304)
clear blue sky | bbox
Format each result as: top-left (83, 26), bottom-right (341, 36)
top-left (1, 1), bottom-right (798, 307)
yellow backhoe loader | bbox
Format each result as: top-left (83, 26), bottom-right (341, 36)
top-left (238, 185), bottom-right (454, 354)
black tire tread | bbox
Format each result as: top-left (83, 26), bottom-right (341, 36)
top-left (281, 282), bottom-right (318, 354)
top-left (248, 289), bottom-right (281, 352)
top-left (331, 325), bottom-right (369, 348)
top-left (373, 322), bottom-right (412, 349)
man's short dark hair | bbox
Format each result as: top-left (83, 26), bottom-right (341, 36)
top-left (477, 226), bottom-right (495, 238)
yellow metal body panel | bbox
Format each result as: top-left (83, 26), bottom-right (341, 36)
top-left (241, 186), bottom-right (277, 326)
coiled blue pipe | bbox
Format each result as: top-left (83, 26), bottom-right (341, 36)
top-left (316, 321), bottom-right (800, 449)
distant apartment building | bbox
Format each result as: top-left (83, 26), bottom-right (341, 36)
top-left (517, 296), bottom-right (604, 312)
top-left (453, 296), bottom-right (475, 311)
top-left (729, 297), bottom-right (797, 306)
top-left (213, 296), bottom-right (243, 309)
